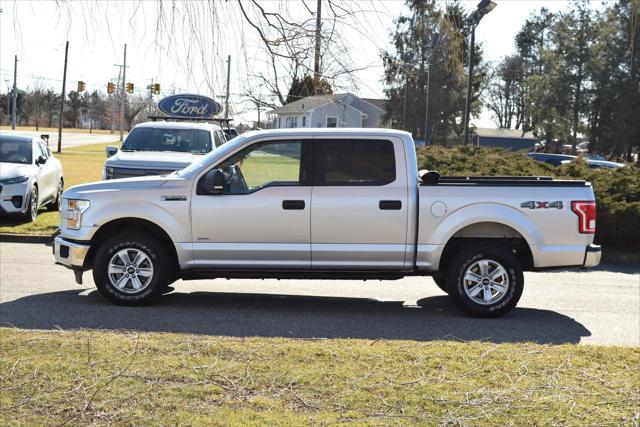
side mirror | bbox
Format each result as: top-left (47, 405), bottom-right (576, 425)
top-left (36, 155), bottom-right (46, 166)
top-left (202, 169), bottom-right (226, 194)
top-left (106, 146), bottom-right (118, 157)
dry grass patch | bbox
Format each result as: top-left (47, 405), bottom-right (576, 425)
top-left (1, 328), bottom-right (638, 425)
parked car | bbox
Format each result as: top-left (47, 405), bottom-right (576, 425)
top-left (580, 158), bottom-right (626, 169)
top-left (103, 121), bottom-right (227, 180)
top-left (0, 134), bottom-right (64, 221)
top-left (526, 152), bottom-right (625, 169)
top-left (54, 129), bottom-right (600, 317)
top-left (526, 152), bottom-right (575, 166)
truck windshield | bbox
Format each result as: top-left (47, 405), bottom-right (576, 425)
top-left (121, 128), bottom-right (212, 153)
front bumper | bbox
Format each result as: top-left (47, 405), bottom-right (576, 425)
top-left (583, 244), bottom-right (602, 268)
top-left (0, 182), bottom-right (29, 214)
top-left (54, 236), bottom-right (90, 270)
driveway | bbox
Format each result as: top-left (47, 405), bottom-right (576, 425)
top-left (0, 241), bottom-right (638, 346)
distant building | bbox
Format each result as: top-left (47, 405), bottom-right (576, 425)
top-left (471, 127), bottom-right (538, 151)
top-left (267, 93), bottom-right (388, 129)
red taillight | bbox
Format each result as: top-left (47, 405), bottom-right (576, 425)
top-left (571, 201), bottom-right (596, 234)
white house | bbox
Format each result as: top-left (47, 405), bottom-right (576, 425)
top-left (267, 93), bottom-right (387, 129)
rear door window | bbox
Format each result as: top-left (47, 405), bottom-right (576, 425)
top-left (314, 139), bottom-right (396, 186)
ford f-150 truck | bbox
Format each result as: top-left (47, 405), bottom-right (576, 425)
top-left (53, 129), bottom-right (601, 317)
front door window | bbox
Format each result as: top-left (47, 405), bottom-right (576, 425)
top-left (217, 141), bottom-right (302, 194)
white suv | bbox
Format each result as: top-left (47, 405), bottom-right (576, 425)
top-left (0, 134), bottom-right (64, 221)
top-left (103, 121), bottom-right (227, 180)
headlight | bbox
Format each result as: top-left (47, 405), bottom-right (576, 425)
top-left (0, 175), bottom-right (29, 185)
top-left (105, 167), bottom-right (114, 180)
top-left (65, 199), bottom-right (90, 230)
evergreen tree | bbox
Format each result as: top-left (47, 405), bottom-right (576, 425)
top-left (382, 0), bottom-right (487, 144)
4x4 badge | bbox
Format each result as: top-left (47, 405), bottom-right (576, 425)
top-left (521, 201), bottom-right (563, 209)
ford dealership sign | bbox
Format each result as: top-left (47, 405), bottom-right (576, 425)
top-left (157, 94), bottom-right (222, 119)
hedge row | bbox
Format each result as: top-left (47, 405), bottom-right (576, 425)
top-left (416, 145), bottom-right (640, 251)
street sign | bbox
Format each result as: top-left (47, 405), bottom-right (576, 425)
top-left (157, 94), bottom-right (222, 119)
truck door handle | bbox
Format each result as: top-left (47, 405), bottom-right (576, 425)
top-left (379, 200), bottom-right (402, 210)
top-left (282, 200), bottom-right (305, 210)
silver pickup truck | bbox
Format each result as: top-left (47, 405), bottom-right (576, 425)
top-left (53, 129), bottom-right (601, 317)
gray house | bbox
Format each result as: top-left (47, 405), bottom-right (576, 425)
top-left (472, 127), bottom-right (538, 151)
top-left (267, 93), bottom-right (387, 129)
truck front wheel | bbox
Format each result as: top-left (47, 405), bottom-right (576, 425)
top-left (445, 245), bottom-right (524, 318)
top-left (92, 232), bottom-right (172, 305)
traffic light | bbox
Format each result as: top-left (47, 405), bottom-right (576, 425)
top-left (126, 82), bottom-right (134, 93)
top-left (152, 83), bottom-right (160, 95)
top-left (107, 82), bottom-right (115, 94)
top-left (77, 81), bottom-right (86, 92)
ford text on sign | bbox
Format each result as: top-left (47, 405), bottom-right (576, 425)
top-left (157, 94), bottom-right (222, 119)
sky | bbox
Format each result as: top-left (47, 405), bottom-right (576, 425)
top-left (0, 0), bottom-right (575, 127)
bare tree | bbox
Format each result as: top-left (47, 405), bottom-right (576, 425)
top-left (23, 81), bottom-right (46, 130)
top-left (486, 55), bottom-right (525, 129)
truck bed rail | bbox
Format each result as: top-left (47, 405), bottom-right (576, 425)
top-left (420, 172), bottom-right (587, 187)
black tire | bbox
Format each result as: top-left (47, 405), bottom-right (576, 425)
top-left (47, 179), bottom-right (63, 211)
top-left (92, 232), bottom-right (172, 306)
top-left (445, 244), bottom-right (524, 318)
top-left (22, 185), bottom-right (38, 222)
top-left (432, 275), bottom-right (448, 294)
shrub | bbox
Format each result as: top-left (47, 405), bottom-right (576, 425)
top-left (416, 145), bottom-right (640, 251)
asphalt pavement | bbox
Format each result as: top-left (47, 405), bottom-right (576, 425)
top-left (0, 241), bottom-right (638, 346)
top-left (0, 129), bottom-right (119, 148)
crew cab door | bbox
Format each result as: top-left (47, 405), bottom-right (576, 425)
top-left (310, 137), bottom-right (409, 269)
top-left (190, 138), bottom-right (312, 268)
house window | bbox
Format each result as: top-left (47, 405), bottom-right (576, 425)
top-left (302, 116), bottom-right (306, 127)
top-left (326, 116), bottom-right (337, 128)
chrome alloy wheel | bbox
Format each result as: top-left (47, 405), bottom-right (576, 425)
top-left (108, 248), bottom-right (154, 293)
top-left (30, 188), bottom-right (38, 220)
top-left (463, 259), bottom-right (510, 305)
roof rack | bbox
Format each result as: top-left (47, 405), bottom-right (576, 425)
top-left (146, 116), bottom-right (233, 129)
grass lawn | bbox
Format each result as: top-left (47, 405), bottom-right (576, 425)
top-left (0, 142), bottom-right (118, 236)
top-left (0, 125), bottom-right (126, 136)
top-left (0, 328), bottom-right (638, 425)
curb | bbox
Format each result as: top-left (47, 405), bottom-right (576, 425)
top-left (0, 233), bottom-right (54, 244)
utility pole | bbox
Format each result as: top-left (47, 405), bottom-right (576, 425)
top-left (462, 27), bottom-right (475, 146)
top-left (119, 44), bottom-right (127, 142)
top-left (313, 0), bottom-right (322, 94)
top-left (424, 64), bottom-right (431, 145)
top-left (110, 65), bottom-right (122, 133)
top-left (224, 55), bottom-right (231, 119)
top-left (11, 55), bottom-right (17, 130)
top-left (462, 0), bottom-right (497, 145)
top-left (57, 41), bottom-right (69, 153)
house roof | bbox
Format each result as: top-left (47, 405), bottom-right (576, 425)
top-left (267, 93), bottom-right (386, 115)
top-left (362, 98), bottom-right (386, 112)
top-left (472, 127), bottom-right (536, 140)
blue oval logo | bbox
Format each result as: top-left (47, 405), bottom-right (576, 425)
top-left (157, 94), bottom-right (222, 119)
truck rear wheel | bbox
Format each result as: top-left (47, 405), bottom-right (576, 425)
top-left (92, 232), bottom-right (172, 306)
top-left (445, 245), bottom-right (523, 318)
